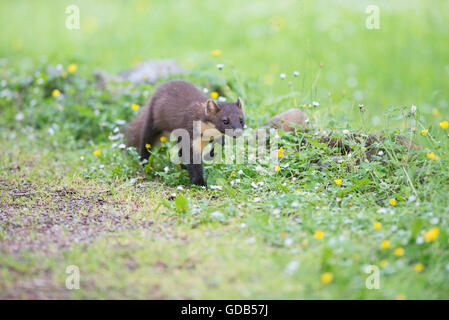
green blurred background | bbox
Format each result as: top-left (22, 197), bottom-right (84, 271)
top-left (1, 0), bottom-right (449, 127)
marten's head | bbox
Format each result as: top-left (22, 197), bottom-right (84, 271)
top-left (204, 98), bottom-right (245, 137)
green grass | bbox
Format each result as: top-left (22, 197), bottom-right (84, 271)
top-left (1, 0), bottom-right (449, 299)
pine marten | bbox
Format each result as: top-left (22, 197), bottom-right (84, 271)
top-left (127, 80), bottom-right (245, 186)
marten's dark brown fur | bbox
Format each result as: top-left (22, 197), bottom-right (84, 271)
top-left (126, 80), bottom-right (245, 186)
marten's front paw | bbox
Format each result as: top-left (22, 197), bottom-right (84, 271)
top-left (190, 176), bottom-right (206, 187)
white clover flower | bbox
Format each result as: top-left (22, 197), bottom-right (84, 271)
top-left (240, 223), bottom-right (246, 228)
top-left (280, 73), bottom-right (286, 79)
top-left (312, 101), bottom-right (320, 107)
top-left (47, 128), bottom-right (55, 136)
top-left (284, 238), bottom-right (293, 246)
top-left (255, 165), bottom-right (263, 172)
top-left (119, 143), bottom-right (126, 149)
top-left (171, 192), bottom-right (177, 197)
top-left (216, 64), bottom-right (224, 70)
top-left (177, 186), bottom-right (184, 191)
top-left (284, 260), bottom-right (300, 275)
top-left (378, 150), bottom-right (384, 156)
top-left (273, 208), bottom-right (281, 215)
top-left (80, 156), bottom-right (85, 161)
top-left (293, 71), bottom-right (300, 77)
top-left (15, 113), bottom-right (24, 121)
top-left (141, 159), bottom-right (148, 164)
top-left (342, 129), bottom-right (350, 135)
top-left (113, 127), bottom-right (120, 133)
top-left (253, 197), bottom-right (261, 202)
top-left (411, 104), bottom-right (417, 115)
top-left (210, 185), bottom-right (223, 190)
top-left (258, 181), bottom-right (264, 186)
top-left (235, 179), bottom-right (241, 184)
top-left (246, 237), bottom-right (256, 244)
top-left (238, 169), bottom-right (244, 175)
top-left (251, 182), bottom-right (259, 189)
top-left (203, 88), bottom-right (209, 93)
top-left (218, 96), bottom-right (227, 102)
top-left (291, 201), bottom-right (299, 208)
top-left (164, 166), bottom-right (169, 173)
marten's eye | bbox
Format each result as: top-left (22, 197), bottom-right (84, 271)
top-left (240, 118), bottom-right (244, 125)
top-left (222, 119), bottom-right (230, 125)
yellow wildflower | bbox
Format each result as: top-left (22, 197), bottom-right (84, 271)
top-left (210, 91), bottom-right (219, 99)
top-left (68, 64), bottom-right (77, 73)
top-left (380, 260), bottom-right (388, 268)
top-left (301, 239), bottom-right (309, 247)
top-left (420, 129), bottom-right (428, 136)
top-left (314, 230), bottom-right (324, 240)
top-left (381, 240), bottom-right (390, 249)
top-left (52, 89), bottom-right (61, 97)
top-left (423, 227), bottom-right (439, 242)
top-left (426, 152), bottom-right (436, 160)
top-left (277, 147), bottom-right (285, 158)
top-left (211, 49), bottom-right (222, 57)
top-left (131, 103), bottom-right (140, 111)
top-left (294, 190), bottom-right (300, 193)
top-left (93, 149), bottom-right (101, 156)
top-left (413, 263), bottom-right (423, 272)
top-left (160, 136), bottom-right (167, 143)
top-left (275, 165), bottom-right (280, 172)
top-left (373, 221), bottom-right (382, 230)
top-left (321, 272), bottom-right (333, 284)
top-left (145, 143), bottom-right (151, 149)
top-left (394, 247), bottom-right (404, 257)
top-left (389, 199), bottom-right (397, 206)
top-left (334, 179), bottom-right (342, 186)
top-left (395, 294), bottom-right (406, 300)
top-left (440, 120), bottom-right (449, 129)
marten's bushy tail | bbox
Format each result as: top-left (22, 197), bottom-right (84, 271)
top-left (126, 106), bottom-right (150, 149)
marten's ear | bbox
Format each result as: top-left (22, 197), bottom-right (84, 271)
top-left (205, 99), bottom-right (220, 115)
top-left (236, 97), bottom-right (244, 110)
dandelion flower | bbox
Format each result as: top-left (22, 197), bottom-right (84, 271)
top-left (420, 129), bottom-right (428, 136)
top-left (314, 230), bottom-right (324, 240)
top-left (334, 179), bottom-right (342, 186)
top-left (321, 272), bottom-right (333, 284)
top-left (423, 226), bottom-right (439, 242)
top-left (93, 149), bottom-right (101, 156)
top-left (160, 136), bottom-right (167, 143)
top-left (277, 147), bottom-right (285, 158)
top-left (440, 121), bottom-right (449, 129)
top-left (380, 260), bottom-right (388, 268)
top-left (52, 89), bottom-right (61, 97)
top-left (426, 152), bottom-right (436, 159)
top-left (68, 64), bottom-right (77, 73)
top-left (302, 239), bottom-right (309, 247)
top-left (145, 143), bottom-right (151, 149)
top-left (413, 263), bottom-right (424, 272)
top-left (211, 49), bottom-right (222, 57)
top-left (394, 247), bottom-right (404, 257)
top-left (210, 91), bottom-right (219, 99)
top-left (275, 165), bottom-right (281, 172)
top-left (373, 221), bottom-right (382, 230)
top-left (381, 240), bottom-right (390, 249)
top-left (131, 103), bottom-right (140, 111)
top-left (389, 199), bottom-right (397, 206)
